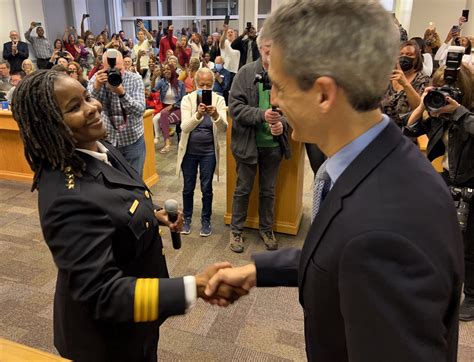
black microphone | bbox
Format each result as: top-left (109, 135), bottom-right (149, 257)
top-left (164, 199), bottom-right (181, 249)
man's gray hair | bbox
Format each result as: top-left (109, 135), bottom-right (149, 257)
top-left (260, 0), bottom-right (399, 111)
top-left (195, 67), bottom-right (215, 86)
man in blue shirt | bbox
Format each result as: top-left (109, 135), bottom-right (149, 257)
top-left (205, 1), bottom-right (464, 361)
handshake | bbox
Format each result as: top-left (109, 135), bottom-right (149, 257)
top-left (195, 262), bottom-right (257, 306)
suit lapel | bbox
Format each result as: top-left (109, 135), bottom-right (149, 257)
top-left (298, 122), bottom-right (404, 301)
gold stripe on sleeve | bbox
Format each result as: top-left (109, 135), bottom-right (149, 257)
top-left (134, 278), bottom-right (159, 322)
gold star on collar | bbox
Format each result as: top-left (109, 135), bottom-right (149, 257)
top-left (64, 166), bottom-right (75, 190)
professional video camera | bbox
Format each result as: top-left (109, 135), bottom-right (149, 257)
top-left (106, 49), bottom-right (122, 87)
top-left (254, 70), bottom-right (272, 91)
top-left (424, 46), bottom-right (464, 112)
top-left (450, 186), bottom-right (474, 233)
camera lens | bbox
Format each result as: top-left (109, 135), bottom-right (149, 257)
top-left (424, 90), bottom-right (446, 112)
top-left (107, 69), bottom-right (122, 87)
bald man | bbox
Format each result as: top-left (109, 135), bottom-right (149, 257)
top-left (87, 49), bottom-right (147, 176)
top-left (3, 30), bottom-right (29, 72)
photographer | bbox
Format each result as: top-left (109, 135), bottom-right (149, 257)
top-left (405, 62), bottom-right (474, 321)
top-left (231, 25), bottom-right (260, 70)
top-left (88, 49), bottom-right (147, 177)
top-left (228, 32), bottom-right (290, 253)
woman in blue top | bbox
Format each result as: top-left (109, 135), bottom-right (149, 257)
top-left (176, 67), bottom-right (227, 236)
top-left (153, 63), bottom-right (185, 153)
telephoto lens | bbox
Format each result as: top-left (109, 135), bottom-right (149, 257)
top-left (106, 49), bottom-right (122, 87)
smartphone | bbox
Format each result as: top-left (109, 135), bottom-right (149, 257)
top-left (463, 9), bottom-right (469, 22)
top-left (159, 21), bottom-right (163, 26)
top-left (451, 25), bottom-right (461, 34)
top-left (202, 90), bottom-right (212, 106)
top-left (224, 15), bottom-right (230, 25)
top-left (34, 22), bottom-right (42, 26)
top-left (84, 14), bottom-right (90, 18)
top-left (246, 22), bottom-right (252, 29)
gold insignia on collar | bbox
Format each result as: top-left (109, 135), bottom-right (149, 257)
top-left (64, 166), bottom-right (75, 190)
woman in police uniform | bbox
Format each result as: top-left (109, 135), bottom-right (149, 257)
top-left (11, 70), bottom-right (239, 362)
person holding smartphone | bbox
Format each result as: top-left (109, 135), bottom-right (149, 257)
top-left (132, 21), bottom-right (153, 77)
top-left (231, 24), bottom-right (260, 70)
top-left (176, 67), bottom-right (227, 236)
top-left (25, 22), bottom-right (53, 69)
top-left (435, 18), bottom-right (473, 67)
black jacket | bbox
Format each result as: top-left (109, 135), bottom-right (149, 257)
top-left (404, 105), bottom-right (474, 185)
top-left (38, 141), bottom-right (186, 362)
top-left (253, 122), bottom-right (463, 361)
top-left (2, 41), bottom-right (29, 72)
top-left (231, 35), bottom-right (260, 70)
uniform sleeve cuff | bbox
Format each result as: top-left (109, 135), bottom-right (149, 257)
top-left (183, 275), bottom-right (197, 310)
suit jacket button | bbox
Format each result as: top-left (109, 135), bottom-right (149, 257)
top-left (145, 190), bottom-right (150, 199)
top-left (145, 221), bottom-right (150, 228)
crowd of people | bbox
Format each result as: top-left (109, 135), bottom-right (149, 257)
top-left (4, 1), bottom-right (474, 361)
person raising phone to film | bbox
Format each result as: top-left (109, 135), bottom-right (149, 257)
top-left (435, 15), bottom-right (473, 68)
top-left (176, 67), bottom-right (227, 237)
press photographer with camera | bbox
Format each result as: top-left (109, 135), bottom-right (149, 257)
top-left (88, 49), bottom-right (147, 177)
top-left (405, 46), bottom-right (474, 321)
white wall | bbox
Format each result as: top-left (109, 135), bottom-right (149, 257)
top-left (407, 0), bottom-right (467, 38)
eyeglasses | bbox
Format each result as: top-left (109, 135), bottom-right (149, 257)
top-left (67, 70), bottom-right (77, 74)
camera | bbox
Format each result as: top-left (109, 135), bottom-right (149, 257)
top-left (450, 186), bottom-right (474, 232)
top-left (424, 46), bottom-right (464, 112)
top-left (106, 49), bottom-right (122, 87)
top-left (254, 71), bottom-right (272, 91)
top-left (58, 51), bottom-right (68, 58)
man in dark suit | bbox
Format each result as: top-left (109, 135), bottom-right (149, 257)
top-left (205, 1), bottom-right (464, 361)
top-left (3, 30), bottom-right (29, 72)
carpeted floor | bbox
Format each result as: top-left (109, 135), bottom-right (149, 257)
top-left (0, 134), bottom-right (474, 361)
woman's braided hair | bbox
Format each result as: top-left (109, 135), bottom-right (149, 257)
top-left (11, 70), bottom-right (85, 190)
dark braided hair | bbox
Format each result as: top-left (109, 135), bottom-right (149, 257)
top-left (11, 70), bottom-right (86, 191)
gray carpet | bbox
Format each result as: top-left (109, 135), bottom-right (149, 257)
top-left (0, 134), bottom-right (473, 361)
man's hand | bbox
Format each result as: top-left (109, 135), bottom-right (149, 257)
top-left (196, 263), bottom-right (249, 306)
top-left (108, 83), bottom-right (126, 96)
top-left (30, 22), bottom-right (36, 29)
top-left (270, 121), bottom-right (283, 136)
top-left (205, 263), bottom-right (257, 302)
top-left (154, 208), bottom-right (184, 232)
top-left (264, 108), bottom-right (281, 125)
top-left (94, 69), bottom-right (108, 91)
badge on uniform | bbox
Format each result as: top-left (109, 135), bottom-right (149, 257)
top-left (129, 199), bottom-right (140, 215)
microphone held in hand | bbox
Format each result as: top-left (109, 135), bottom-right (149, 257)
top-left (164, 199), bottom-right (181, 249)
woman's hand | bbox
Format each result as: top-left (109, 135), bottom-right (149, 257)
top-left (154, 209), bottom-right (184, 232)
top-left (197, 103), bottom-right (207, 117)
top-left (430, 96), bottom-right (461, 117)
top-left (206, 105), bottom-right (219, 119)
top-left (390, 69), bottom-right (409, 88)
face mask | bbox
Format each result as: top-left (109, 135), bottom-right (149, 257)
top-left (196, 88), bottom-right (203, 97)
top-left (215, 64), bottom-right (223, 71)
top-left (399, 56), bottom-right (415, 72)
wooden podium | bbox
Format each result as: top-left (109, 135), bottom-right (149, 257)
top-left (224, 117), bottom-right (305, 235)
top-left (0, 109), bottom-right (158, 187)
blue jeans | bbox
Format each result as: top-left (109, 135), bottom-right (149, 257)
top-left (181, 153), bottom-right (216, 222)
top-left (118, 135), bottom-right (146, 178)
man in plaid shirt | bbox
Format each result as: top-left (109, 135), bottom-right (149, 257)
top-left (24, 22), bottom-right (53, 69)
top-left (88, 50), bottom-right (147, 176)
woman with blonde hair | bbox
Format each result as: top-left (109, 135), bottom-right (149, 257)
top-left (179, 56), bottom-right (200, 94)
top-left (22, 59), bottom-right (35, 75)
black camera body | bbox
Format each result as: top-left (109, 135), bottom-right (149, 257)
top-left (450, 186), bottom-right (474, 232)
top-left (106, 49), bottom-right (122, 87)
top-left (254, 71), bottom-right (272, 91)
top-left (424, 46), bottom-right (464, 112)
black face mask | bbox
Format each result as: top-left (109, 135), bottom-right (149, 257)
top-left (399, 56), bottom-right (415, 72)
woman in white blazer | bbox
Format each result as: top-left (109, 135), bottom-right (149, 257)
top-left (176, 67), bottom-right (227, 236)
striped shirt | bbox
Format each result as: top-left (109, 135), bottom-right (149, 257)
top-left (24, 30), bottom-right (53, 59)
top-left (88, 71), bottom-right (146, 147)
